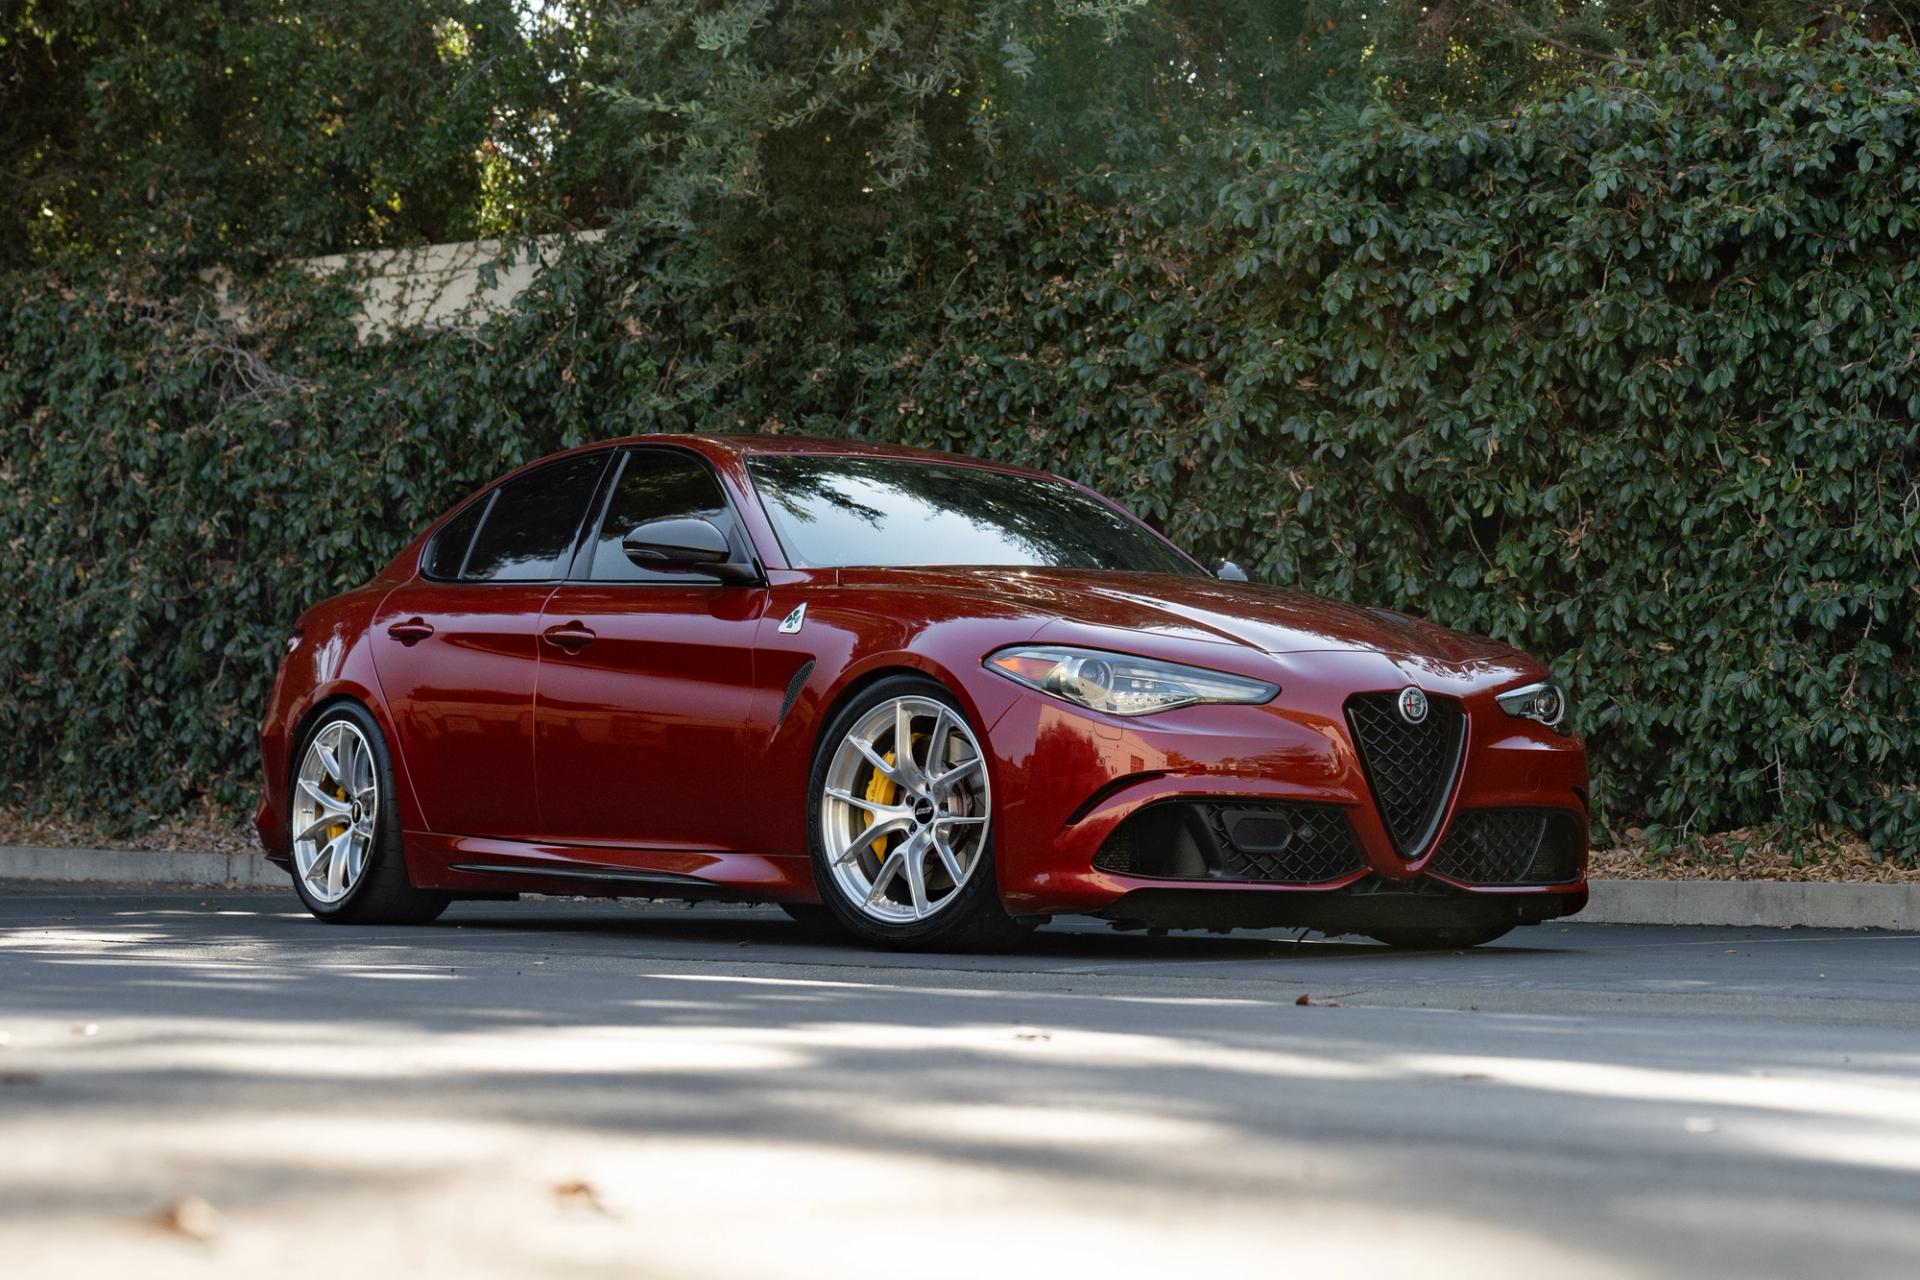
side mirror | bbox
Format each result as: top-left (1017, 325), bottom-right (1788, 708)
top-left (1214, 559), bottom-right (1250, 582)
top-left (622, 517), bottom-right (758, 584)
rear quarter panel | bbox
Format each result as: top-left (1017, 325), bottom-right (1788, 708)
top-left (255, 584), bottom-right (416, 859)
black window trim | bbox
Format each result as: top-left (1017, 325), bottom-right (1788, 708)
top-left (417, 448), bottom-right (615, 586)
top-left (419, 489), bottom-right (496, 584)
top-left (565, 444), bottom-right (765, 588)
top-left (455, 490), bottom-right (498, 580)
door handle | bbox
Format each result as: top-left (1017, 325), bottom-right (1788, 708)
top-left (542, 621), bottom-right (597, 652)
top-left (387, 617), bottom-right (435, 644)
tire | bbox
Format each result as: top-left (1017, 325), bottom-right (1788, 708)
top-left (1366, 925), bottom-right (1514, 950)
top-left (806, 675), bottom-right (1032, 952)
top-left (286, 702), bottom-right (451, 926)
top-left (776, 902), bottom-right (845, 936)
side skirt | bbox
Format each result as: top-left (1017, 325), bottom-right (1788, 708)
top-left (403, 829), bottom-right (816, 902)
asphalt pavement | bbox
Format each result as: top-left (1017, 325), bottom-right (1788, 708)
top-left (2, 885), bottom-right (1917, 1278)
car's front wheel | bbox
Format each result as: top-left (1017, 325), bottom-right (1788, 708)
top-left (288, 703), bottom-right (450, 925)
top-left (807, 676), bottom-right (1031, 951)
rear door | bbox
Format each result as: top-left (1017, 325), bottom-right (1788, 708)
top-left (372, 450), bottom-right (610, 838)
top-left (533, 446), bottom-right (766, 851)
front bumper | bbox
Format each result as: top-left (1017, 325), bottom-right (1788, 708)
top-left (981, 656), bottom-right (1589, 927)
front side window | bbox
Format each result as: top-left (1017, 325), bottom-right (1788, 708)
top-left (461, 452), bottom-right (607, 582)
top-left (747, 455), bottom-right (1201, 575)
top-left (584, 449), bottom-right (741, 583)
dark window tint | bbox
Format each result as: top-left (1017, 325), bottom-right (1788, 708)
top-left (462, 453), bottom-right (606, 582)
top-left (423, 495), bottom-right (489, 580)
top-left (747, 456), bottom-right (1200, 574)
top-left (587, 450), bottom-right (737, 583)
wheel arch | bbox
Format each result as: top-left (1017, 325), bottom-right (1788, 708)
top-left (806, 652), bottom-right (1016, 761)
top-left (801, 659), bottom-right (1025, 947)
top-left (809, 662), bottom-right (949, 756)
top-left (777, 658), bottom-right (993, 899)
top-left (287, 693), bottom-right (375, 767)
top-left (281, 686), bottom-right (419, 842)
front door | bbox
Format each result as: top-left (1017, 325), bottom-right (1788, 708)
top-left (371, 449), bottom-right (609, 839)
top-left (533, 447), bottom-right (766, 850)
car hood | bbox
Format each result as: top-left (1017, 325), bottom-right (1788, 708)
top-left (835, 567), bottom-right (1521, 665)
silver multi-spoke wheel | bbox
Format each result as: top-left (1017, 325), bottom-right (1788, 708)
top-left (291, 719), bottom-right (379, 905)
top-left (819, 695), bottom-right (991, 924)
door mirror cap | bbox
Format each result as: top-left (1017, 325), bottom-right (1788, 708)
top-left (1214, 559), bottom-right (1250, 583)
top-left (622, 518), bottom-right (758, 583)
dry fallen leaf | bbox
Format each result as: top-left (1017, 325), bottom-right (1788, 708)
top-left (151, 1196), bottom-right (223, 1242)
top-left (1591, 827), bottom-right (1920, 884)
top-left (552, 1179), bottom-right (614, 1217)
top-left (1295, 994), bottom-right (1341, 1007)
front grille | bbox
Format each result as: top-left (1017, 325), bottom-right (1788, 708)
top-left (1428, 808), bottom-right (1586, 884)
top-left (1346, 691), bottom-right (1465, 857)
top-left (1094, 801), bottom-right (1367, 885)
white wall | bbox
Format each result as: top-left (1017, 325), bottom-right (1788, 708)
top-left (212, 231), bottom-right (603, 339)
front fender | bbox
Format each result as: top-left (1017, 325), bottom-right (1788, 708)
top-left (741, 592), bottom-right (1044, 883)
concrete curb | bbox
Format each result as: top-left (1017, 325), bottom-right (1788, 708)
top-left (1, 846), bottom-right (1916, 929)
top-left (1580, 879), bottom-right (1920, 931)
top-left (0, 845), bottom-right (285, 889)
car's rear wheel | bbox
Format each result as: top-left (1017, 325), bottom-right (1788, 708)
top-left (807, 676), bottom-right (1031, 951)
top-left (288, 703), bottom-right (450, 925)
top-left (1366, 925), bottom-right (1513, 950)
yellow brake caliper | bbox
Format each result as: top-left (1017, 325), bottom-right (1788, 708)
top-left (329, 784), bottom-right (349, 842)
top-left (861, 734), bottom-right (924, 858)
top-left (863, 752), bottom-right (899, 858)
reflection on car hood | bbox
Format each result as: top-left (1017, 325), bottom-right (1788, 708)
top-left (838, 566), bottom-right (1519, 663)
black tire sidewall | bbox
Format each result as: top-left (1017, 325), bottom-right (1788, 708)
top-left (1367, 925), bottom-right (1514, 950)
top-left (805, 675), bottom-right (1012, 949)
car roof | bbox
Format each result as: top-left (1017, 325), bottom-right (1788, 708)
top-left (394, 432), bottom-right (1184, 584)
top-left (595, 433), bottom-right (1061, 480)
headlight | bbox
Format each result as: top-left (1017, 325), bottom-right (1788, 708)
top-left (1497, 681), bottom-right (1567, 730)
top-left (985, 645), bottom-right (1278, 717)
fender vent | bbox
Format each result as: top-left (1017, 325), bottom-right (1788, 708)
top-left (1345, 692), bottom-right (1464, 858)
top-left (778, 660), bottom-right (815, 726)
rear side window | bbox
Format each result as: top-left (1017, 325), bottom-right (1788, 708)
top-left (586, 449), bottom-right (739, 583)
top-left (422, 495), bottom-right (489, 580)
top-left (461, 453), bottom-right (607, 582)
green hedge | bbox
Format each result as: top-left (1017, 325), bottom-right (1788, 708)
top-left (3, 29), bottom-right (1916, 858)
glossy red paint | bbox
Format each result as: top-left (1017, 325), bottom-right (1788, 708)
top-left (256, 434), bottom-right (1588, 932)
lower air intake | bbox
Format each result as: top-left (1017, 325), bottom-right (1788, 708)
top-left (1094, 801), bottom-right (1367, 885)
top-left (1427, 808), bottom-right (1586, 885)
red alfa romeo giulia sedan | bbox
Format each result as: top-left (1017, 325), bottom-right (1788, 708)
top-left (255, 435), bottom-right (1588, 949)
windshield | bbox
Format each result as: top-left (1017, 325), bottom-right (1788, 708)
top-left (746, 455), bottom-right (1202, 575)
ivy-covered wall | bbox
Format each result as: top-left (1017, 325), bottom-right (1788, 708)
top-left (2, 28), bottom-right (1916, 858)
